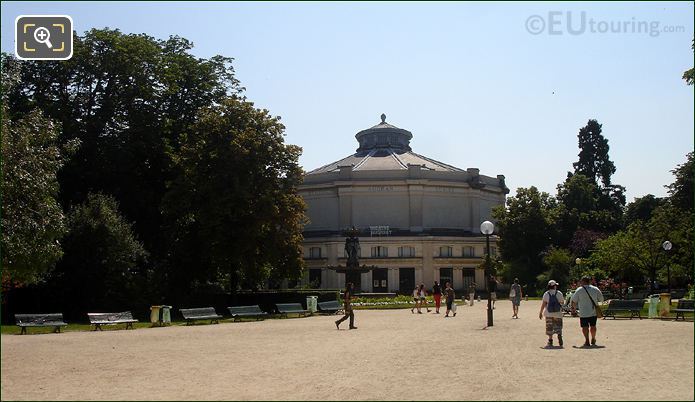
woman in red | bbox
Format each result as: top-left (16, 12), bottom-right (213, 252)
top-left (432, 281), bottom-right (442, 314)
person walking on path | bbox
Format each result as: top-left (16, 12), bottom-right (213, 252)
top-left (510, 278), bottom-right (522, 318)
top-left (571, 276), bottom-right (604, 347)
top-left (432, 281), bottom-right (442, 314)
top-left (418, 284), bottom-right (431, 313)
top-left (444, 282), bottom-right (457, 317)
top-left (335, 282), bottom-right (357, 330)
top-left (539, 280), bottom-right (565, 347)
top-left (411, 286), bottom-right (421, 314)
top-left (468, 283), bottom-right (476, 306)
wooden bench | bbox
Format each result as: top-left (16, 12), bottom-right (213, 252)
top-left (602, 299), bottom-right (644, 320)
top-left (87, 311), bottom-right (138, 331)
top-left (317, 300), bottom-right (342, 315)
top-left (276, 303), bottom-right (309, 318)
top-left (674, 299), bottom-right (694, 321)
top-left (179, 307), bottom-right (222, 325)
top-left (15, 313), bottom-right (68, 335)
top-left (227, 305), bottom-right (268, 321)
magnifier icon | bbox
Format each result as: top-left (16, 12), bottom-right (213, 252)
top-left (33, 27), bottom-right (53, 49)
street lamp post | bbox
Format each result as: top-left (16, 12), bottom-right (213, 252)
top-left (480, 220), bottom-right (495, 327)
top-left (662, 240), bottom-right (672, 297)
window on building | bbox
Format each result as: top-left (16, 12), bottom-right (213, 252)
top-left (398, 246), bottom-right (415, 258)
top-left (440, 267), bottom-right (453, 288)
top-left (463, 246), bottom-right (475, 258)
top-left (309, 269), bottom-right (322, 288)
top-left (439, 246), bottom-right (453, 257)
top-left (309, 247), bottom-right (322, 259)
top-left (371, 246), bottom-right (388, 258)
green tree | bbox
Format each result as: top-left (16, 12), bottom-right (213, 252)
top-left (624, 194), bottom-right (665, 226)
top-left (163, 96), bottom-right (306, 297)
top-left (2, 29), bottom-right (240, 267)
top-left (537, 247), bottom-right (573, 290)
top-left (50, 193), bottom-right (147, 312)
top-left (665, 152), bottom-right (693, 212)
top-left (492, 186), bottom-right (557, 292)
top-left (1, 59), bottom-right (79, 284)
top-left (572, 119), bottom-right (616, 188)
top-left (683, 38), bottom-right (694, 85)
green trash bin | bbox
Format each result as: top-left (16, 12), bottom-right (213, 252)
top-left (306, 296), bottom-right (318, 314)
top-left (648, 295), bottom-right (659, 318)
top-left (161, 305), bottom-right (172, 324)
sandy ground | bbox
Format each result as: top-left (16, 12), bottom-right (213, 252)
top-left (1, 300), bottom-right (693, 401)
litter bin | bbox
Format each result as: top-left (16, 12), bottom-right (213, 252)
top-left (659, 293), bottom-right (671, 317)
top-left (648, 295), bottom-right (659, 318)
top-left (161, 305), bottom-right (172, 324)
top-left (150, 305), bottom-right (162, 324)
top-left (150, 305), bottom-right (173, 326)
top-left (306, 296), bottom-right (318, 314)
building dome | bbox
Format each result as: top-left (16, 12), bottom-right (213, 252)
top-left (308, 114), bottom-right (466, 174)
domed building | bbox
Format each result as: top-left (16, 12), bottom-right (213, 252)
top-left (299, 114), bottom-right (508, 294)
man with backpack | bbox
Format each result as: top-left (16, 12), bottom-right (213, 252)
top-left (539, 279), bottom-right (565, 347)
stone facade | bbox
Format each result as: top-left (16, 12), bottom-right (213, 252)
top-left (298, 115), bottom-right (508, 294)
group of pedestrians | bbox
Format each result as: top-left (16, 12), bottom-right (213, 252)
top-left (411, 281), bottom-right (457, 317)
top-left (337, 276), bottom-right (606, 348)
top-left (538, 276), bottom-right (604, 348)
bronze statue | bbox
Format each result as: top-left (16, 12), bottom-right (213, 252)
top-left (344, 226), bottom-right (361, 269)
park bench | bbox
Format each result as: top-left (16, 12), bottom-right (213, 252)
top-left (227, 305), bottom-right (268, 321)
top-left (15, 313), bottom-right (68, 335)
top-left (276, 303), bottom-right (309, 318)
top-left (179, 307), bottom-right (222, 325)
top-left (674, 299), bottom-right (694, 321)
top-left (87, 311), bottom-right (139, 331)
top-left (317, 300), bottom-right (343, 315)
top-left (602, 299), bottom-right (644, 320)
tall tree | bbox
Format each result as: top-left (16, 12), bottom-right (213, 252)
top-left (572, 119), bottom-right (616, 188)
top-left (1, 59), bottom-right (79, 285)
top-left (665, 152), bottom-right (693, 212)
top-left (2, 29), bottom-right (241, 264)
top-left (492, 186), bottom-right (557, 292)
top-left (49, 193), bottom-right (147, 313)
top-left (163, 96), bottom-right (306, 299)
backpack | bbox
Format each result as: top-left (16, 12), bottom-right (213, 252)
top-left (547, 291), bottom-right (561, 313)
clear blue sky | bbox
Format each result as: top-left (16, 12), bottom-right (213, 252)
top-left (2, 1), bottom-right (693, 202)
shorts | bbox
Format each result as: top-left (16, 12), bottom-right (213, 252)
top-left (545, 317), bottom-right (563, 335)
top-left (579, 316), bottom-right (597, 328)
top-left (490, 292), bottom-right (497, 301)
top-left (446, 300), bottom-right (453, 310)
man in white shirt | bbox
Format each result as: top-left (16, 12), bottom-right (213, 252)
top-left (539, 280), bottom-right (565, 347)
top-left (570, 276), bottom-right (605, 347)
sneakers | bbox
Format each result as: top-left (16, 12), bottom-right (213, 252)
top-left (591, 338), bottom-right (596, 346)
top-left (349, 326), bottom-right (357, 330)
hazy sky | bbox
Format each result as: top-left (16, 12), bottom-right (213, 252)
top-left (2, 1), bottom-right (693, 202)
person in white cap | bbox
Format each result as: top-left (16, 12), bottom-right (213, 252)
top-left (539, 279), bottom-right (565, 347)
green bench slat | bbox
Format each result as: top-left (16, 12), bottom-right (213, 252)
top-left (179, 307), bottom-right (222, 324)
top-left (227, 305), bottom-right (268, 321)
top-left (87, 312), bottom-right (138, 330)
top-left (276, 303), bottom-right (309, 316)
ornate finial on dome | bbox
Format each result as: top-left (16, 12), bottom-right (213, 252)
top-left (380, 113), bottom-right (386, 123)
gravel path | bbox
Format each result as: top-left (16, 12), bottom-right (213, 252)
top-left (2, 300), bottom-right (693, 400)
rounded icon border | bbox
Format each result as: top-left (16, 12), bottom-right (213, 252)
top-left (14, 14), bottom-right (74, 61)
top-left (525, 15), bottom-right (546, 35)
